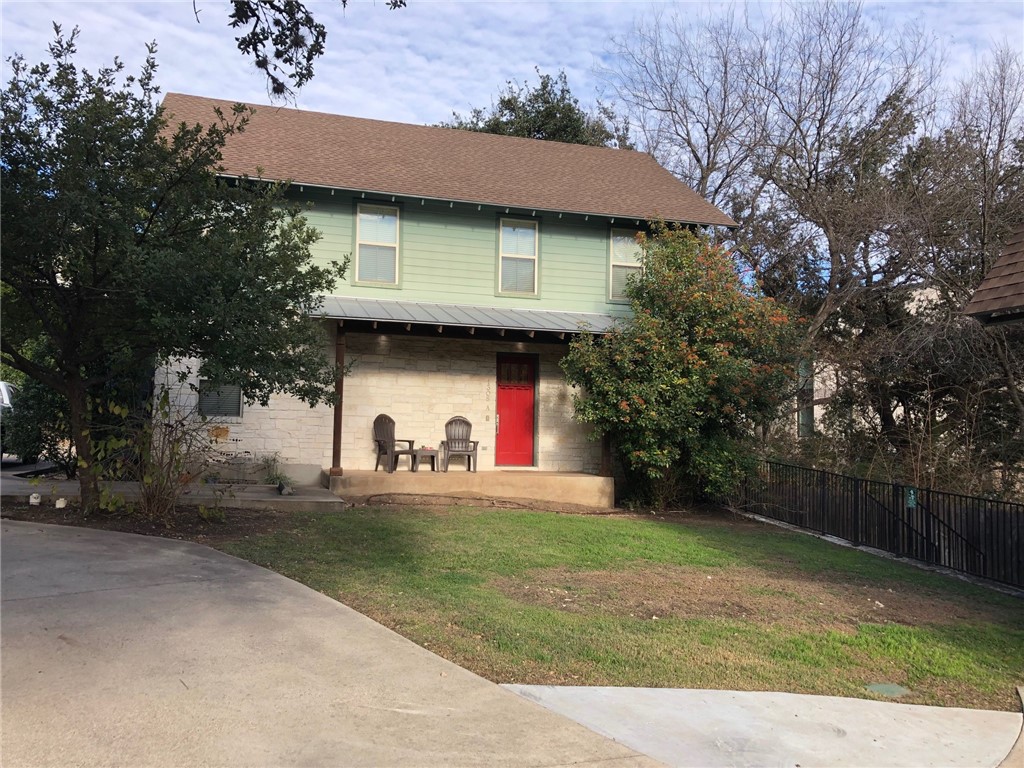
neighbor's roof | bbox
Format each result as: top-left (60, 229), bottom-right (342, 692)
top-left (318, 296), bottom-right (617, 335)
top-left (965, 226), bottom-right (1024, 325)
top-left (161, 93), bottom-right (736, 228)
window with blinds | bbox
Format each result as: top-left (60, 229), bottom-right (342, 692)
top-left (357, 204), bottom-right (399, 284)
top-left (198, 380), bottom-right (243, 418)
top-left (499, 219), bottom-right (538, 294)
top-left (610, 229), bottom-right (642, 301)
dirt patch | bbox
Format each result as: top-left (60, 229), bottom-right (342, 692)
top-left (492, 563), bottom-right (1010, 630)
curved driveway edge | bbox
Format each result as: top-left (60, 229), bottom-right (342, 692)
top-left (1, 521), bottom-right (657, 767)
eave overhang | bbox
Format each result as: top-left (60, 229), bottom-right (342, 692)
top-left (221, 174), bottom-right (739, 230)
top-left (317, 296), bottom-right (618, 342)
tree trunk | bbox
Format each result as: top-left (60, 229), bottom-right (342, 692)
top-left (66, 375), bottom-right (100, 515)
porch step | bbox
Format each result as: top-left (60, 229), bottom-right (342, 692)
top-left (326, 469), bottom-right (614, 509)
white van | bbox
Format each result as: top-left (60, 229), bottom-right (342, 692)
top-left (0, 381), bottom-right (18, 455)
top-left (0, 381), bottom-right (17, 407)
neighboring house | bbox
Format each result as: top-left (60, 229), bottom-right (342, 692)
top-left (161, 93), bottom-right (735, 491)
top-left (964, 226), bottom-right (1024, 325)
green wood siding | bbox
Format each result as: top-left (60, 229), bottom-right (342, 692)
top-left (295, 190), bottom-right (633, 316)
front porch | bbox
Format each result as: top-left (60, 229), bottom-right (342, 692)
top-left (325, 468), bottom-right (615, 509)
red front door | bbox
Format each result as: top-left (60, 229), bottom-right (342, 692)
top-left (495, 354), bottom-right (536, 466)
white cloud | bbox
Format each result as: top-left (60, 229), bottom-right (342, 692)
top-left (1, 0), bottom-right (1021, 125)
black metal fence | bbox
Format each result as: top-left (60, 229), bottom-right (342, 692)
top-left (725, 461), bottom-right (1024, 588)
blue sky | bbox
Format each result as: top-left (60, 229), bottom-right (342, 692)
top-left (1, 1), bottom-right (1022, 126)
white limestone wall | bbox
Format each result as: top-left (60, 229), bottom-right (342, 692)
top-left (341, 333), bottom-right (600, 472)
top-left (164, 329), bottom-right (601, 478)
top-left (212, 391), bottom-right (335, 476)
top-left (160, 345), bottom-right (335, 486)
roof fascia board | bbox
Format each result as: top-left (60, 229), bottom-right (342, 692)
top-left (218, 173), bottom-right (736, 229)
top-left (336, 317), bottom-right (575, 342)
top-left (970, 309), bottom-right (1024, 326)
top-left (328, 314), bottom-right (606, 337)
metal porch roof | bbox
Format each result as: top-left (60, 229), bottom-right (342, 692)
top-left (317, 296), bottom-right (618, 335)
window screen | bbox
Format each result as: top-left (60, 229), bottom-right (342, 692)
top-left (357, 205), bottom-right (399, 283)
top-left (610, 229), bottom-right (642, 300)
top-left (199, 381), bottom-right (243, 418)
top-left (500, 220), bottom-right (537, 294)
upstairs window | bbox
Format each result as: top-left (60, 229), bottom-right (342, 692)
top-left (610, 229), bottom-right (642, 301)
top-left (499, 219), bottom-right (538, 294)
top-left (199, 380), bottom-right (243, 418)
top-left (357, 204), bottom-right (399, 284)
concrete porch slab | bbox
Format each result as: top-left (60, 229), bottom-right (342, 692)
top-left (326, 469), bottom-right (614, 509)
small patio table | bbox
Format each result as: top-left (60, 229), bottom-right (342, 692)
top-left (412, 448), bottom-right (439, 472)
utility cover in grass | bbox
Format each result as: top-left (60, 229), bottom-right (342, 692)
top-left (867, 683), bottom-right (912, 697)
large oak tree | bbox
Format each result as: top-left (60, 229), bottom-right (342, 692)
top-left (1, 27), bottom-right (344, 512)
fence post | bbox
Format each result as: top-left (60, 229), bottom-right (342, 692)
top-left (892, 482), bottom-right (903, 555)
top-left (818, 469), bottom-right (827, 531)
top-left (852, 477), bottom-right (861, 547)
top-left (923, 500), bottom-right (933, 564)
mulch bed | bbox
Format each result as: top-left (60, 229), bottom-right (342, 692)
top-left (1, 501), bottom-right (290, 545)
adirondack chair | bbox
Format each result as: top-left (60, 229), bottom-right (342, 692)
top-left (373, 414), bottom-right (416, 472)
top-left (441, 415), bottom-right (478, 472)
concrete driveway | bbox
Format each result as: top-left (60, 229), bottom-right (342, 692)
top-left (2, 519), bottom-right (1020, 768)
top-left (1, 520), bottom-right (655, 767)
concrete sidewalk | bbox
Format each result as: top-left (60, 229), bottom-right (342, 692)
top-left (2, 518), bottom-right (1020, 767)
top-left (507, 685), bottom-right (1022, 768)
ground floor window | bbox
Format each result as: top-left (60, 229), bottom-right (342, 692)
top-left (198, 380), bottom-right (243, 418)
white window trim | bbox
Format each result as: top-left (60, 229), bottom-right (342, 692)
top-left (356, 203), bottom-right (400, 285)
top-left (499, 218), bottom-right (539, 295)
top-left (609, 228), bottom-right (642, 302)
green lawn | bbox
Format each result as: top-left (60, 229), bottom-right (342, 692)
top-left (219, 506), bottom-right (1024, 711)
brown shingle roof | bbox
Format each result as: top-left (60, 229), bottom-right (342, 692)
top-left (965, 226), bottom-right (1024, 325)
top-left (161, 93), bottom-right (736, 228)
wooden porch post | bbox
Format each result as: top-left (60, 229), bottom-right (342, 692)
top-left (330, 327), bottom-right (346, 475)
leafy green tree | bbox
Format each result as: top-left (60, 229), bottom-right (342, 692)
top-left (1, 27), bottom-right (344, 513)
top-left (441, 69), bottom-right (631, 148)
top-left (561, 228), bottom-right (798, 505)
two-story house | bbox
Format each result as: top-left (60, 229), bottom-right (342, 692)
top-left (161, 93), bottom-right (735, 505)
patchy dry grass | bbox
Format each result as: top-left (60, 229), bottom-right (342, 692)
top-left (213, 505), bottom-right (1023, 711)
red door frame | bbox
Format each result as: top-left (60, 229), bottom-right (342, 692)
top-left (495, 354), bottom-right (536, 466)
